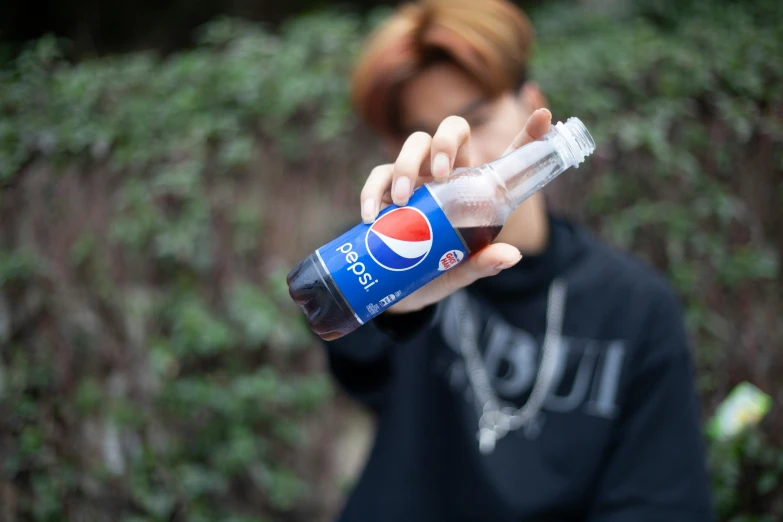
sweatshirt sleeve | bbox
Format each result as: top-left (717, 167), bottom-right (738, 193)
top-left (587, 287), bottom-right (714, 522)
top-left (323, 305), bottom-right (436, 412)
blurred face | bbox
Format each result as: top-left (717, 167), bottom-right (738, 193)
top-left (392, 62), bottom-right (533, 166)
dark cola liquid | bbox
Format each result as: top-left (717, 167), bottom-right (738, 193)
top-left (457, 225), bottom-right (504, 253)
top-left (287, 224), bottom-right (503, 340)
top-left (287, 255), bottom-right (361, 341)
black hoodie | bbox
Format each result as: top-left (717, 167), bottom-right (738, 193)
top-left (324, 215), bottom-right (714, 522)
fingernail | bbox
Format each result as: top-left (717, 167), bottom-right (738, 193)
top-left (432, 153), bottom-right (450, 181)
top-left (493, 254), bottom-right (523, 271)
top-left (538, 108), bottom-right (552, 118)
top-left (393, 177), bottom-right (411, 205)
top-left (362, 198), bottom-right (376, 223)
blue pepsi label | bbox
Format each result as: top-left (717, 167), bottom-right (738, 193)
top-left (317, 185), bottom-right (467, 324)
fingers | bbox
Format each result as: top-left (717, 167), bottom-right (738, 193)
top-left (361, 164), bottom-right (393, 223)
top-left (503, 108), bottom-right (553, 155)
top-left (387, 243), bottom-right (522, 314)
top-left (360, 131), bottom-right (435, 222)
top-left (362, 109), bottom-right (552, 223)
top-left (392, 131), bottom-right (432, 206)
top-left (430, 116), bottom-right (472, 182)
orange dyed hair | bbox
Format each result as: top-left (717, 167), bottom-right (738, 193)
top-left (351, 0), bottom-right (534, 137)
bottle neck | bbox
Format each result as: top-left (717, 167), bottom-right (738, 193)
top-left (488, 117), bottom-right (595, 208)
top-left (551, 118), bottom-right (596, 167)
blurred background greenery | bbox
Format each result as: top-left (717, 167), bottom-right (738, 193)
top-left (1, 0), bottom-right (782, 520)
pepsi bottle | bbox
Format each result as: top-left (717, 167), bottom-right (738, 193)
top-left (287, 117), bottom-right (595, 340)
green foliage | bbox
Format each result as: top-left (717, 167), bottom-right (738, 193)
top-left (0, 13), bottom-right (360, 521)
top-left (709, 427), bottom-right (783, 520)
top-left (1, 0), bottom-right (782, 520)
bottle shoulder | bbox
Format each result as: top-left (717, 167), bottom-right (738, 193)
top-left (427, 166), bottom-right (512, 228)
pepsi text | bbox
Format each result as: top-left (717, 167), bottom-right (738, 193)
top-left (335, 241), bottom-right (379, 291)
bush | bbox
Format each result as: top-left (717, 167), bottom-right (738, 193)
top-left (0, 0), bottom-right (781, 520)
top-left (0, 14), bottom-right (369, 522)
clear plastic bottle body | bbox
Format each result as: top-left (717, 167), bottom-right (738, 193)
top-left (430, 117), bottom-right (596, 249)
top-left (288, 118), bottom-right (595, 340)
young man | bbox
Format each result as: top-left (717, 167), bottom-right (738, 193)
top-left (325, 1), bottom-right (713, 520)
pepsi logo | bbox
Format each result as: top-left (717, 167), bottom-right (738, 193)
top-left (366, 207), bottom-right (433, 271)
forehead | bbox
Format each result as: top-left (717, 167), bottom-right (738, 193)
top-left (399, 62), bottom-right (486, 131)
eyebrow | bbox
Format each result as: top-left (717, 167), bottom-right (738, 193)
top-left (403, 97), bottom-right (490, 136)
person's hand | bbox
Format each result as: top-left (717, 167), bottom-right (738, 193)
top-left (360, 108), bottom-right (553, 314)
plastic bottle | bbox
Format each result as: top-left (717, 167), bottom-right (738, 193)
top-left (287, 117), bottom-right (595, 340)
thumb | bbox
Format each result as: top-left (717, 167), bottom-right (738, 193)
top-left (503, 108), bottom-right (552, 155)
top-left (426, 243), bottom-right (522, 302)
top-left (455, 243), bottom-right (524, 282)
